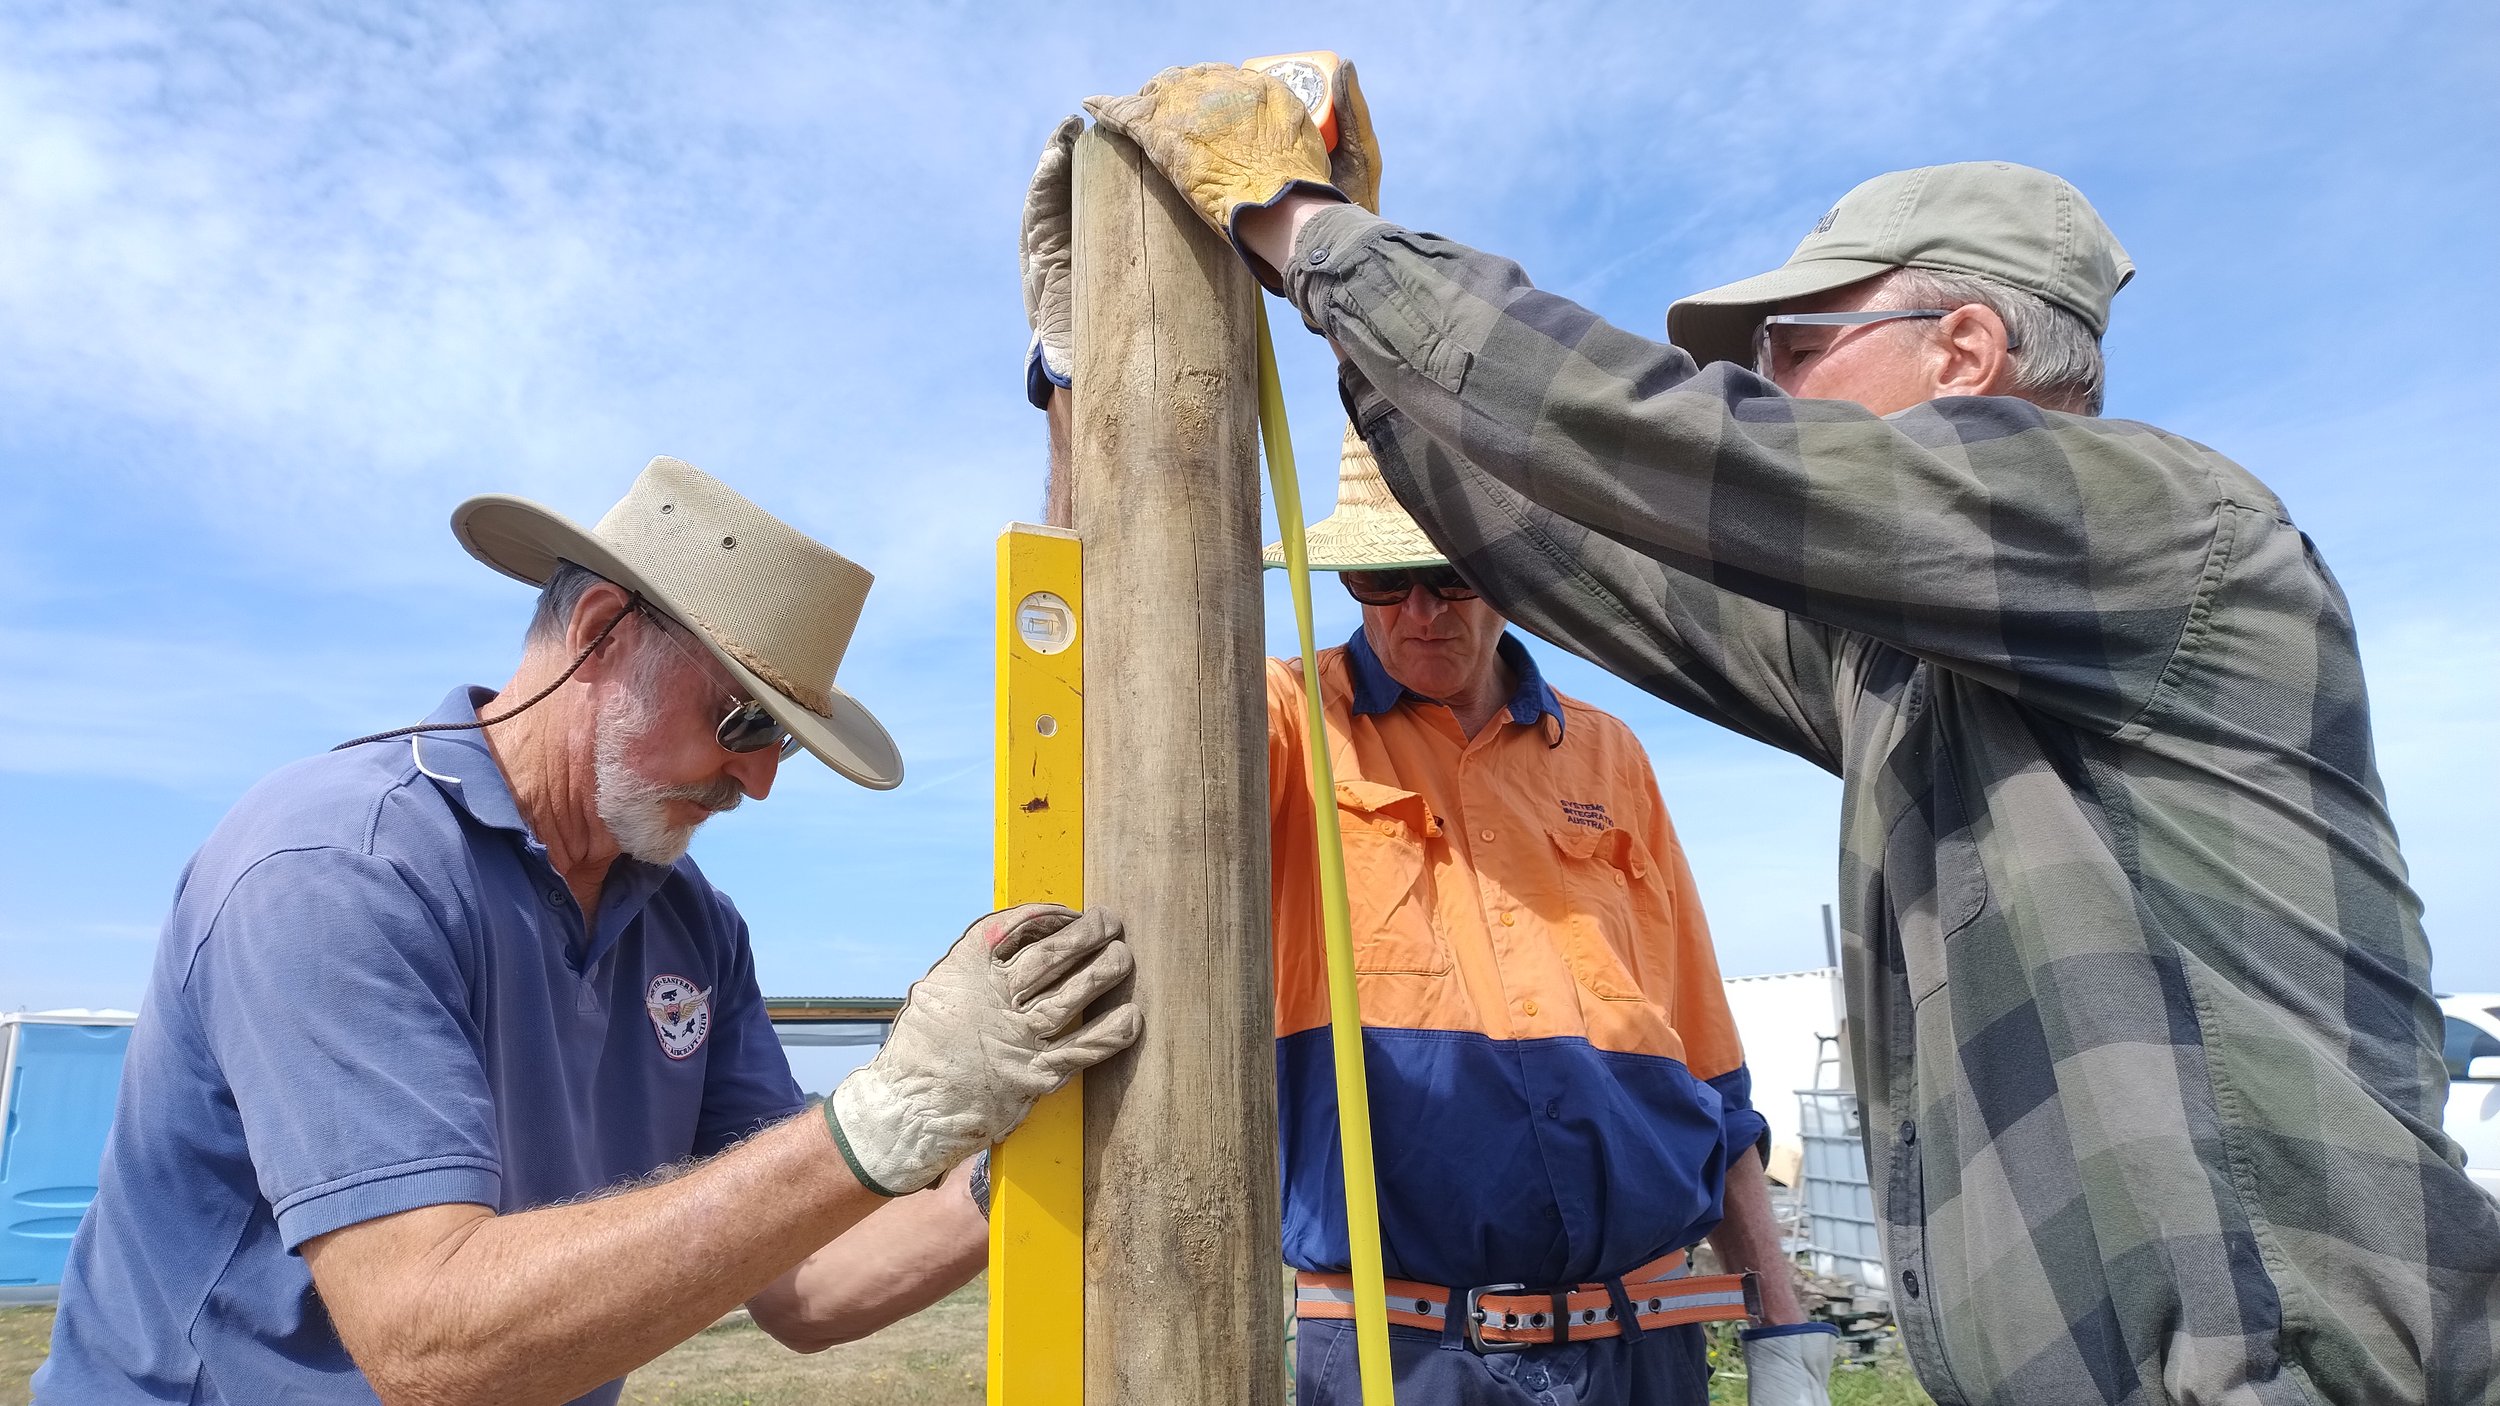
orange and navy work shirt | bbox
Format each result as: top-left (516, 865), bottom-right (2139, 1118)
top-left (1267, 630), bottom-right (1766, 1291)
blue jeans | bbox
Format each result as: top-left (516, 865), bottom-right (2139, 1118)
top-left (1296, 1317), bottom-right (1711, 1406)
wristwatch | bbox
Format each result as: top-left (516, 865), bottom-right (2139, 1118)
top-left (968, 1147), bottom-right (993, 1220)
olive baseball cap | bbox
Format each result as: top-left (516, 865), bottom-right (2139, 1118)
top-left (1667, 161), bottom-right (2135, 370)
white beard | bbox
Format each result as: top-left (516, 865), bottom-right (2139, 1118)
top-left (593, 684), bottom-right (743, 866)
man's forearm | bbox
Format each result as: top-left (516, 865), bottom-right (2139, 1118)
top-left (747, 1156), bottom-right (989, 1351)
top-left (1278, 204), bottom-right (2204, 735)
top-left (1233, 193), bottom-right (1336, 276)
top-left (1707, 1145), bottom-right (1805, 1324)
top-left (307, 1109), bottom-right (884, 1405)
top-left (1044, 384), bottom-right (1074, 528)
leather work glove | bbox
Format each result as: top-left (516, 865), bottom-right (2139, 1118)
top-left (827, 904), bottom-right (1138, 1195)
top-left (1740, 1322), bottom-right (1839, 1406)
top-left (1084, 60), bottom-right (1383, 260)
top-left (1020, 114), bottom-right (1081, 410)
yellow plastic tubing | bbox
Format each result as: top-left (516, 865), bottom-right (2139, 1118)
top-left (1254, 310), bottom-right (1396, 1406)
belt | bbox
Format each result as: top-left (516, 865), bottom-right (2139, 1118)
top-left (1294, 1251), bottom-right (1760, 1354)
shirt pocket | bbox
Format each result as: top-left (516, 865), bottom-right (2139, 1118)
top-left (1333, 780), bottom-right (1453, 976)
top-left (1876, 713), bottom-right (1989, 1006)
top-left (1545, 823), bottom-right (1649, 1003)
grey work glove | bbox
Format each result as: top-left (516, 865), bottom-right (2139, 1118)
top-left (1020, 114), bottom-right (1080, 408)
top-left (1740, 1322), bottom-right (1838, 1406)
top-left (827, 904), bottom-right (1138, 1195)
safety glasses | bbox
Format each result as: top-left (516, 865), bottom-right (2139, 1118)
top-left (1752, 308), bottom-right (1955, 381)
top-left (1341, 567), bottom-right (1480, 607)
top-left (636, 606), bottom-right (802, 758)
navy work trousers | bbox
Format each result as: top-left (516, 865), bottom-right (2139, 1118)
top-left (1295, 1318), bottom-right (1711, 1406)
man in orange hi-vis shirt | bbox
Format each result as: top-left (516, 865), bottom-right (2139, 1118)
top-left (1260, 427), bottom-right (1831, 1406)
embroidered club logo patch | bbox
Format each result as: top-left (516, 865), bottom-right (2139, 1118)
top-left (644, 974), bottom-right (713, 1060)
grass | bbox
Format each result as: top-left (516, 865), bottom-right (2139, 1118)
top-left (618, 1282), bottom-right (986, 1406)
top-left (0, 1309), bottom-right (46, 1406)
top-left (5, 1283), bottom-right (1932, 1404)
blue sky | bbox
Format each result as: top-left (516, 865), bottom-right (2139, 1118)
top-left (5, 0), bottom-right (2496, 1054)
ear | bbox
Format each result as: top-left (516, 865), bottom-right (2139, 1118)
top-left (563, 580), bottom-right (639, 683)
top-left (1931, 302), bottom-right (2018, 400)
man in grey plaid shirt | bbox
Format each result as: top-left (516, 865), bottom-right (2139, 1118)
top-left (1086, 64), bottom-right (2500, 1406)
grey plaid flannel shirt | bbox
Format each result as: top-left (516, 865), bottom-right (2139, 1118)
top-left (1284, 206), bottom-right (2500, 1405)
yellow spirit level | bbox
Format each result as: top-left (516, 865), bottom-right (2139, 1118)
top-left (986, 523), bottom-right (1086, 1406)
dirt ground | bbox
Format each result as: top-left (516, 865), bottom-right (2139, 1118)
top-left (3, 1283), bottom-right (1931, 1404)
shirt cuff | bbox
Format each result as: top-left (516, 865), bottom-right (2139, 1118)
top-left (1706, 1066), bottom-right (1772, 1167)
top-left (1727, 1106), bottom-right (1773, 1169)
top-left (272, 1156), bottom-right (503, 1250)
top-left (1282, 203), bottom-right (1393, 317)
top-left (1025, 334), bottom-right (1071, 410)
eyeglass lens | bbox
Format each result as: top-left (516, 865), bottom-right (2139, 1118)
top-left (716, 700), bottom-right (798, 757)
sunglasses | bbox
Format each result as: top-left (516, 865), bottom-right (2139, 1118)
top-left (715, 699), bottom-right (801, 758)
top-left (636, 606), bottom-right (802, 758)
top-left (1341, 567), bottom-right (1480, 607)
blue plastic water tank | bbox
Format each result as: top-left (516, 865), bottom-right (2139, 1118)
top-left (0, 1017), bottom-right (134, 1289)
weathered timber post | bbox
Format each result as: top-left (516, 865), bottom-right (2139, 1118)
top-left (1067, 125), bottom-right (1282, 1405)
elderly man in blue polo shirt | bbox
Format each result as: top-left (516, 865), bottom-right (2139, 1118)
top-left (36, 457), bottom-right (1141, 1405)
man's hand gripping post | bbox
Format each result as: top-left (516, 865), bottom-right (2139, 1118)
top-left (826, 904), bottom-right (1137, 1198)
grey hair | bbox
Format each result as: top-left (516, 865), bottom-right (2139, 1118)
top-left (1882, 267), bottom-right (2108, 415)
top-left (525, 560), bottom-right (614, 648)
top-left (526, 560), bottom-right (688, 703)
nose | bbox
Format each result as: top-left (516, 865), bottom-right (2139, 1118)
top-left (724, 746), bottom-right (779, 802)
top-left (1397, 587), bottom-right (1452, 627)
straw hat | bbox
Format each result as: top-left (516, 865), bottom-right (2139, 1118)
top-left (1263, 423), bottom-right (1446, 572)
top-left (451, 456), bottom-right (903, 791)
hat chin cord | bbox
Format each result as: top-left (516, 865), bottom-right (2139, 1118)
top-left (330, 596), bottom-right (645, 753)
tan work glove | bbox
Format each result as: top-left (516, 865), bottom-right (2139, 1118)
top-left (1084, 61), bottom-right (1382, 253)
top-left (1020, 114), bottom-right (1081, 408)
top-left (827, 904), bottom-right (1138, 1195)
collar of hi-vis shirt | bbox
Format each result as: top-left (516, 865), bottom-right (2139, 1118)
top-left (402, 686), bottom-right (679, 974)
top-left (1344, 626), bottom-right (1564, 745)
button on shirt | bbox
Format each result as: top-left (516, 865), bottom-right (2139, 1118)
top-left (1266, 632), bottom-right (1765, 1291)
top-left (37, 689), bottom-right (804, 1405)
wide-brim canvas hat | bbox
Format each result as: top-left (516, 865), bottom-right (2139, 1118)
top-left (1667, 161), bottom-right (2135, 372)
top-left (452, 456), bottom-right (903, 790)
top-left (1263, 423), bottom-right (1445, 572)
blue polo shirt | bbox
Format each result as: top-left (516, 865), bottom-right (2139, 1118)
top-left (36, 688), bottom-right (806, 1405)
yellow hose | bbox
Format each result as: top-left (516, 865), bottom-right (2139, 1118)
top-left (1254, 310), bottom-right (1396, 1406)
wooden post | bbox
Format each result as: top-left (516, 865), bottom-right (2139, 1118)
top-left (1067, 125), bottom-right (1282, 1405)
